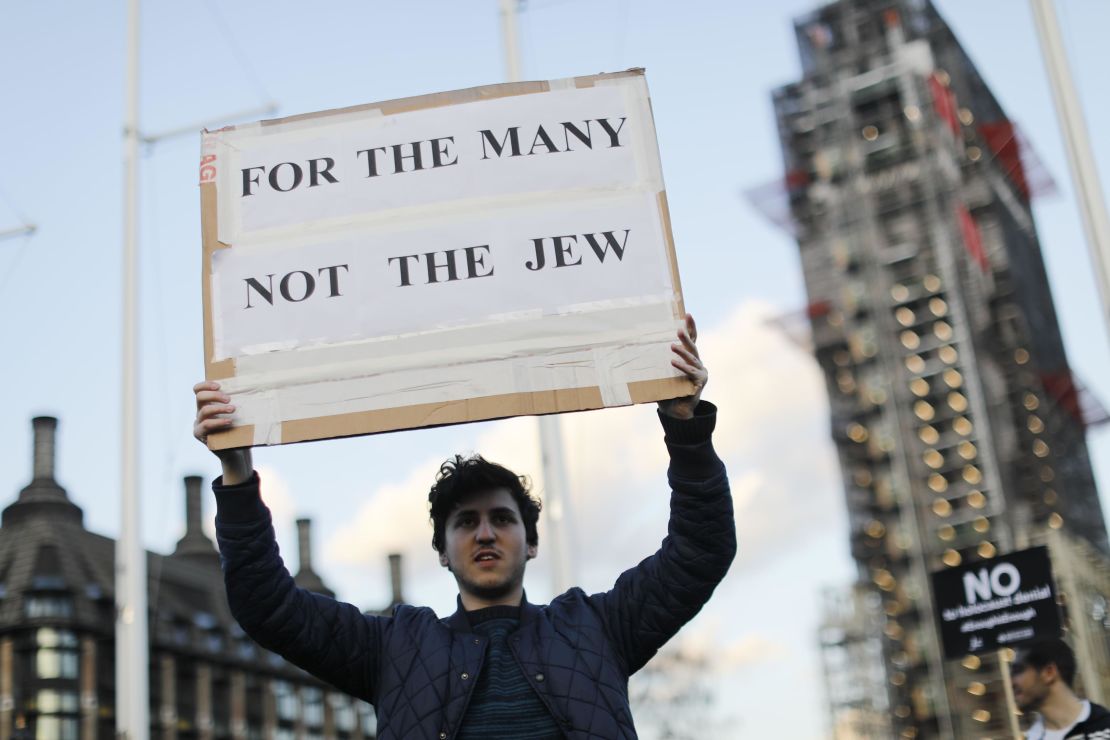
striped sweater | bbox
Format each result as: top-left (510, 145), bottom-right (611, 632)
top-left (458, 605), bottom-right (563, 739)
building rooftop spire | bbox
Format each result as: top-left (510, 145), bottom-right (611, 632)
top-left (172, 475), bottom-right (218, 561)
top-left (293, 518), bottom-right (335, 598)
top-left (3, 416), bottom-right (82, 527)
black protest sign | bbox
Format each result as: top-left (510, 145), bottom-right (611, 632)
top-left (931, 545), bottom-right (1061, 659)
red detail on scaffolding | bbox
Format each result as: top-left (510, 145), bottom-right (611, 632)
top-left (1040, 370), bottom-right (1110, 428)
top-left (929, 74), bottom-right (961, 139)
top-left (807, 300), bottom-right (832, 319)
top-left (976, 120), bottom-right (1059, 202)
top-left (785, 168), bottom-right (811, 192)
top-left (956, 205), bottom-right (989, 272)
top-left (1042, 370), bottom-right (1085, 428)
top-left (883, 8), bottom-right (900, 29)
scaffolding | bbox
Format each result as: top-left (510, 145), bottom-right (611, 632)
top-left (771, 1), bottom-right (1110, 736)
top-left (818, 585), bottom-right (893, 739)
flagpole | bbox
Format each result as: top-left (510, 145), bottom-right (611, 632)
top-left (998, 649), bottom-right (1022, 739)
top-left (1030, 0), bottom-right (1110, 342)
top-left (117, 0), bottom-right (150, 735)
top-left (498, 0), bottom-right (576, 594)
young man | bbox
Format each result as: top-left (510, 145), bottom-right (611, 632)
top-left (1011, 637), bottom-right (1110, 739)
top-left (193, 315), bottom-right (735, 739)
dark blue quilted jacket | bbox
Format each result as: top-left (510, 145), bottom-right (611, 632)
top-left (214, 403), bottom-right (735, 739)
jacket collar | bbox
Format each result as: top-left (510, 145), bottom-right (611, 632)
top-left (444, 591), bottom-right (540, 631)
top-left (1027, 700), bottom-right (1093, 740)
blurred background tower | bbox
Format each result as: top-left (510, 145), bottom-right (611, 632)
top-left (773, 0), bottom-right (1110, 736)
top-left (817, 586), bottom-right (893, 739)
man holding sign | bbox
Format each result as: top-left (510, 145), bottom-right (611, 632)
top-left (193, 314), bottom-right (734, 739)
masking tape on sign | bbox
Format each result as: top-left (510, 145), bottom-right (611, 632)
top-left (592, 346), bottom-right (633, 407)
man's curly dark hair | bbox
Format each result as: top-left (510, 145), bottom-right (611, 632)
top-left (428, 454), bottom-right (541, 554)
top-left (1013, 637), bottom-right (1078, 687)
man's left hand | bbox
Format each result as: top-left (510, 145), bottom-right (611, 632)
top-left (658, 313), bottom-right (707, 420)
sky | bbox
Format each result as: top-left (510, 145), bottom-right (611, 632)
top-left (1, 1), bottom-right (1109, 737)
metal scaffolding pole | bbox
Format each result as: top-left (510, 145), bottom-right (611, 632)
top-left (117, 0), bottom-right (150, 736)
top-left (1030, 0), bottom-right (1110, 342)
top-left (0, 225), bottom-right (35, 241)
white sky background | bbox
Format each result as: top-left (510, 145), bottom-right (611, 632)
top-left (1, 1), bottom-right (1108, 737)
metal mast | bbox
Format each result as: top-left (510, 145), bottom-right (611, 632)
top-left (0, 225), bottom-right (35, 241)
top-left (498, 0), bottom-right (576, 594)
top-left (1030, 0), bottom-right (1110, 342)
top-left (117, 0), bottom-right (150, 735)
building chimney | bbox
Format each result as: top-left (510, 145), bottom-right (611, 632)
top-left (3, 416), bottom-right (82, 527)
top-left (389, 553), bottom-right (404, 605)
top-left (184, 476), bottom-right (203, 537)
top-left (293, 518), bottom-right (335, 598)
top-left (32, 416), bottom-right (58, 483)
top-left (172, 476), bottom-right (217, 561)
top-left (296, 518), bottom-right (314, 575)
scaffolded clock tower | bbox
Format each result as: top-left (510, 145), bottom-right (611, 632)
top-left (773, 1), bottom-right (1108, 736)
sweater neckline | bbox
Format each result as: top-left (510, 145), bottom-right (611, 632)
top-left (465, 604), bottom-right (521, 627)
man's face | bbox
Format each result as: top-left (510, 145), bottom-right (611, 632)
top-left (1011, 657), bottom-right (1053, 712)
top-left (440, 488), bottom-right (536, 607)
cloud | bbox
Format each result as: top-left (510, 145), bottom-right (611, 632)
top-left (720, 634), bottom-right (789, 670)
top-left (703, 303), bottom-right (845, 568)
top-left (323, 300), bottom-right (845, 605)
top-left (649, 613), bottom-right (787, 674)
top-left (549, 299), bottom-right (844, 578)
top-left (628, 621), bottom-right (789, 739)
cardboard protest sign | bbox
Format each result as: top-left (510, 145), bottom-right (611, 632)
top-left (200, 70), bottom-right (690, 449)
top-left (931, 546), bottom-right (1061, 658)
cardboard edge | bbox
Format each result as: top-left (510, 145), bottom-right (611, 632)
top-left (573, 67), bottom-right (645, 89)
top-left (656, 190), bottom-right (685, 320)
top-left (264, 81), bottom-right (550, 127)
top-left (628, 376), bottom-right (694, 403)
top-left (207, 424), bottom-right (255, 451)
top-left (199, 70), bottom-right (646, 133)
top-left (205, 373), bottom-right (684, 449)
top-left (200, 181), bottom-right (236, 381)
top-left (278, 387), bottom-right (604, 445)
top-left (206, 376), bottom-right (692, 450)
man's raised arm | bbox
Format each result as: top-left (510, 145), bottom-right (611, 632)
top-left (591, 314), bottom-right (736, 673)
top-left (191, 382), bottom-right (383, 701)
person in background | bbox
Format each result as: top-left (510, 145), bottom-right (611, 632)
top-left (1011, 637), bottom-right (1110, 739)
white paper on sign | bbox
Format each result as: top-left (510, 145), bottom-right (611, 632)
top-left (214, 84), bottom-right (649, 243)
top-left (212, 191), bottom-right (669, 359)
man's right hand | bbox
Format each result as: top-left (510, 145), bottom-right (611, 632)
top-left (193, 381), bottom-right (253, 485)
